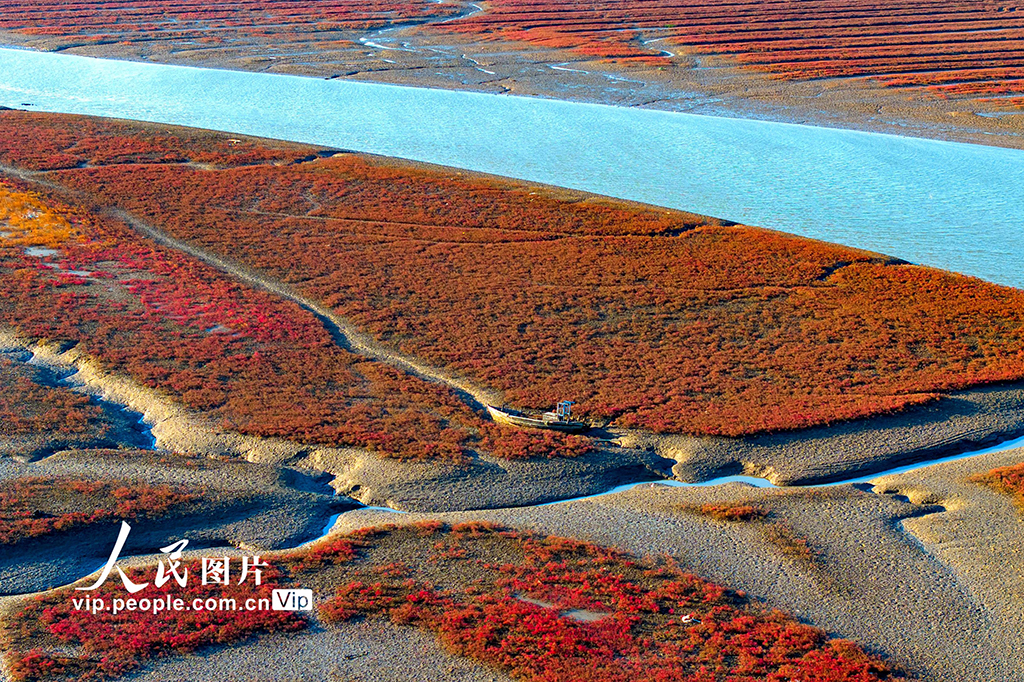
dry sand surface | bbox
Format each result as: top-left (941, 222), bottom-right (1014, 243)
top-left (874, 448), bottom-right (1024, 675)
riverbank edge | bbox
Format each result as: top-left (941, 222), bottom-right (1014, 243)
top-left (2, 32), bottom-right (1020, 152)
top-left (6, 323), bottom-right (1024, 513)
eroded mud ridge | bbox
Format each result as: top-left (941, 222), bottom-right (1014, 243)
top-left (2, 111), bottom-right (1024, 681)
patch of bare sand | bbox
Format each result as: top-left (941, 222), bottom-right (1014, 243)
top-left (6, 461), bottom-right (1022, 681)
top-left (10, 321), bottom-right (1024, 522)
top-left (127, 620), bottom-right (513, 682)
top-left (873, 447), bottom-right (1024, 676)
top-left (304, 444), bottom-right (668, 512)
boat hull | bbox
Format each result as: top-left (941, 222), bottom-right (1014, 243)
top-left (486, 405), bottom-right (588, 433)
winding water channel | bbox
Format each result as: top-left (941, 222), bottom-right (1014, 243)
top-left (3, 48), bottom-right (1024, 287)
top-left (538, 432), bottom-right (1024, 507)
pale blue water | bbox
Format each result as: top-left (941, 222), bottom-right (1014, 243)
top-left (1, 47), bottom-right (1023, 288)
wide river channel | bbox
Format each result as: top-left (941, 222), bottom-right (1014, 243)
top-left (2, 47), bottom-right (1024, 287)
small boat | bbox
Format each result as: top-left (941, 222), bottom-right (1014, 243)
top-left (486, 400), bottom-right (589, 433)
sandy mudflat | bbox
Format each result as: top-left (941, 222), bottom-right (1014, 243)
top-left (0, 449), bottom-right (355, 595)
top-left (130, 620), bottom-right (514, 682)
top-left (874, 448), bottom-right (1024, 675)
top-left (328, 378), bottom-right (1024, 512)
top-left (0, 98), bottom-right (1022, 679)
top-left (643, 380), bottom-right (1024, 486)
top-left (327, 456), bottom-right (1024, 682)
top-left (4, 443), bottom-right (1024, 680)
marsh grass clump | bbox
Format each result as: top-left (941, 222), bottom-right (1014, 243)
top-left (676, 501), bottom-right (818, 567)
top-left (0, 477), bottom-right (196, 546)
top-left (762, 522), bottom-right (816, 563)
top-left (971, 462), bottom-right (1024, 508)
top-left (0, 357), bottom-right (111, 439)
top-left (681, 502), bottom-right (770, 522)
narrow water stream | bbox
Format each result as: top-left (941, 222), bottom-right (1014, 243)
top-left (533, 432), bottom-right (1024, 508)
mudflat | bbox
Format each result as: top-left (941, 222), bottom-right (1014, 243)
top-left (2, 109), bottom-right (1024, 681)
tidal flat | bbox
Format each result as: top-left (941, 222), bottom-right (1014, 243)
top-left (0, 110), bottom-right (1023, 680)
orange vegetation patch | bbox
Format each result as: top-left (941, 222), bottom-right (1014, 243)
top-left (694, 503), bottom-right (768, 523)
top-left (5, 561), bottom-right (305, 680)
top-left (0, 355), bottom-right (111, 439)
top-left (434, 0), bottom-right (1024, 105)
top-left (0, 117), bottom-right (589, 461)
top-left (0, 0), bottom-right (460, 50)
top-left (3, 0), bottom-right (1021, 106)
top-left (0, 477), bottom-right (196, 545)
top-left (0, 115), bottom-right (326, 172)
top-left (294, 521), bottom-right (904, 681)
top-left (971, 461), bottom-right (1024, 506)
top-left (11, 113), bottom-right (1024, 436)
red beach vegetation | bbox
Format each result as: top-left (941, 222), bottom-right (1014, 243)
top-left (0, 356), bottom-right (111, 440)
top-left (1, 0), bottom-right (1020, 107)
top-left (694, 503), bottom-right (769, 523)
top-left (0, 0), bottom-right (460, 49)
top-left (437, 0), bottom-right (1024, 105)
top-left (3, 521), bottom-right (904, 680)
top-left (5, 112), bottom-right (1024, 438)
top-left (0, 116), bottom-right (590, 461)
top-left (972, 461), bottom-right (1024, 507)
top-left (0, 477), bottom-right (196, 545)
top-left (305, 522), bottom-right (905, 681)
top-left (5, 562), bottom-right (305, 680)
top-left (1, 0), bottom-right (1021, 106)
